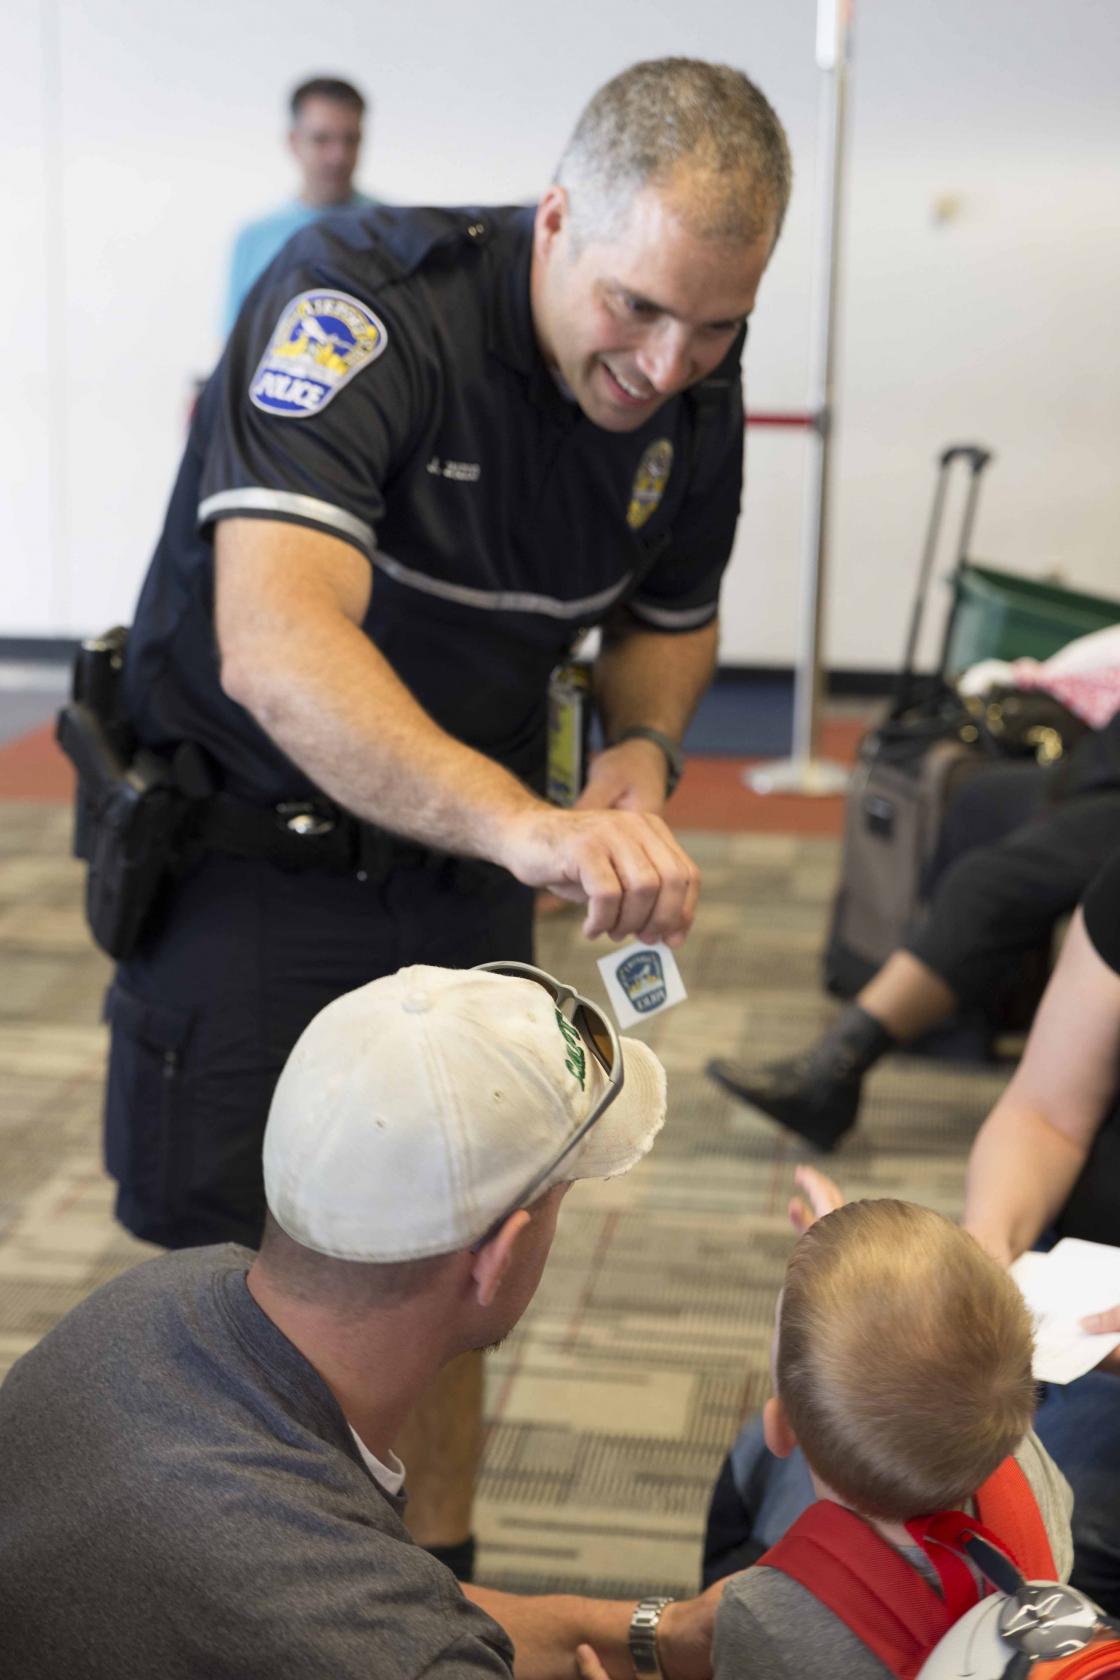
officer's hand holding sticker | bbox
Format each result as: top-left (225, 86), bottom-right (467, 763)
top-left (497, 804), bottom-right (700, 949)
top-left (554, 726), bottom-right (693, 943)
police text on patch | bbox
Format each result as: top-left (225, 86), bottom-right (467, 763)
top-left (250, 290), bottom-right (388, 420)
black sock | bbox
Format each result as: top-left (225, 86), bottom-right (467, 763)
top-left (810, 1003), bottom-right (895, 1079)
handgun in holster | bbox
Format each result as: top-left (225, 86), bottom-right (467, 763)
top-left (55, 628), bottom-right (186, 960)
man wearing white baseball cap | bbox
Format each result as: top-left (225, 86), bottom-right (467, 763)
top-left (0, 962), bottom-right (724, 1679)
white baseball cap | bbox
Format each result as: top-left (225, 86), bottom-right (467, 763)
top-left (263, 964), bottom-right (667, 1261)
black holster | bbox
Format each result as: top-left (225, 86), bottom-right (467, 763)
top-left (56, 630), bottom-right (514, 960)
top-left (56, 630), bottom-right (187, 960)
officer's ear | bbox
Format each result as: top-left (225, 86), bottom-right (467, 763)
top-left (534, 184), bottom-right (570, 259)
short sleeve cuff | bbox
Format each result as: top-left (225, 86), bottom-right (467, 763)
top-left (627, 597), bottom-right (719, 631)
top-left (197, 488), bottom-right (374, 558)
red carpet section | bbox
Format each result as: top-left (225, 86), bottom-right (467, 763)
top-left (0, 717), bottom-right (867, 835)
top-left (0, 725), bottom-right (76, 803)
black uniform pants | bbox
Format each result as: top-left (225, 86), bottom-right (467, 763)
top-left (905, 768), bottom-right (1120, 1005)
top-left (104, 852), bottom-right (534, 1250)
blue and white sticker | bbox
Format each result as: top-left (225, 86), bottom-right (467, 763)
top-left (249, 289), bottom-right (388, 419)
top-left (597, 941), bottom-right (688, 1028)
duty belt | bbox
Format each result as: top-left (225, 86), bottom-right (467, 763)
top-left (192, 794), bottom-right (504, 889)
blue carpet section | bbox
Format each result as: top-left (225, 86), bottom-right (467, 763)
top-left (591, 673), bottom-right (796, 758)
top-left (683, 673), bottom-right (794, 756)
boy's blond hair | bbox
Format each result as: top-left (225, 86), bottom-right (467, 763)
top-left (777, 1200), bottom-right (1036, 1520)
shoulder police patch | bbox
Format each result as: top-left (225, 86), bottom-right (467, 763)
top-left (249, 290), bottom-right (387, 419)
top-left (627, 439), bottom-right (674, 529)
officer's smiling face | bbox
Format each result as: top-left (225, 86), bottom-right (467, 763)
top-left (531, 180), bottom-right (774, 433)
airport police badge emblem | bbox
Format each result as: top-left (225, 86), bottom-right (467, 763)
top-left (626, 439), bottom-right (674, 530)
top-left (250, 290), bottom-right (387, 419)
top-left (617, 949), bottom-right (667, 1014)
top-left (598, 942), bottom-right (687, 1027)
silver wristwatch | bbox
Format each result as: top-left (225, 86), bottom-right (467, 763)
top-left (628, 1595), bottom-right (675, 1676)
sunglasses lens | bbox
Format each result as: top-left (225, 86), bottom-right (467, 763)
top-left (481, 964), bottom-right (615, 1075)
top-left (574, 1003), bottom-right (615, 1072)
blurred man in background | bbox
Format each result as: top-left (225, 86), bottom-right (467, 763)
top-left (224, 76), bottom-right (377, 333)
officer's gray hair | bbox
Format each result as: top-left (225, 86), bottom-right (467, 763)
top-left (555, 58), bottom-right (792, 249)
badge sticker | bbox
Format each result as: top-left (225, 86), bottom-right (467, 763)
top-left (626, 439), bottom-right (674, 530)
top-left (249, 289), bottom-right (388, 419)
top-left (597, 941), bottom-right (688, 1028)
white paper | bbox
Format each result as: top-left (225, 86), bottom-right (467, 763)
top-left (597, 941), bottom-right (687, 1028)
top-left (1011, 1239), bottom-right (1120, 1384)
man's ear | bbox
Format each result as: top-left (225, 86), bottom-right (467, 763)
top-left (763, 1394), bottom-right (799, 1460)
top-left (533, 183), bottom-right (570, 257)
top-left (470, 1210), bottom-right (531, 1308)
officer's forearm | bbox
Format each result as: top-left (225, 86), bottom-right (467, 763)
top-left (214, 522), bottom-right (707, 941)
top-left (215, 521), bottom-right (542, 859)
top-left (593, 619), bottom-right (719, 743)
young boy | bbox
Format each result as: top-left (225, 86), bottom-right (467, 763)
top-left (713, 1184), bottom-right (1073, 1680)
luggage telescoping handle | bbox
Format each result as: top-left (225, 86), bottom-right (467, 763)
top-left (939, 444), bottom-right (993, 472)
top-left (895, 443), bottom-right (994, 711)
top-left (938, 445), bottom-right (993, 594)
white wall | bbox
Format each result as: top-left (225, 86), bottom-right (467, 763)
top-left (4, 0), bottom-right (1118, 667)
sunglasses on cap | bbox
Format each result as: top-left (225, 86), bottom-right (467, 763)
top-left (470, 961), bottom-right (623, 1249)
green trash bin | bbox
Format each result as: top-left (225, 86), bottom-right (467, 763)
top-left (944, 561), bottom-right (1120, 675)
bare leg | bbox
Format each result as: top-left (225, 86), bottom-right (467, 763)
top-left (857, 950), bottom-right (959, 1043)
top-left (394, 1348), bottom-right (484, 1549)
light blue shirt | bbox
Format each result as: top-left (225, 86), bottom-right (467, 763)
top-left (223, 191), bottom-right (376, 336)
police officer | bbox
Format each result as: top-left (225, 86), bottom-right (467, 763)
top-left (105, 57), bottom-right (791, 1576)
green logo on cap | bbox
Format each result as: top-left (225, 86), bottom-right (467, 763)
top-left (555, 1009), bottom-right (586, 1089)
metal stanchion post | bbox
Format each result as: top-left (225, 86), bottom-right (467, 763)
top-left (748, 0), bottom-right (853, 797)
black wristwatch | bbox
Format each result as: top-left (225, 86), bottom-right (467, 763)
top-left (609, 727), bottom-right (685, 798)
top-left (629, 1596), bottom-right (675, 1676)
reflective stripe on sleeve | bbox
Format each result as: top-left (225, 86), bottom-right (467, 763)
top-left (197, 489), bottom-right (376, 555)
top-left (628, 598), bottom-right (719, 630)
top-left (197, 489), bottom-right (646, 622)
top-left (370, 549), bottom-right (634, 621)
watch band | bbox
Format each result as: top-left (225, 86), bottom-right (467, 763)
top-left (609, 726), bottom-right (684, 798)
top-left (628, 1595), bottom-right (675, 1677)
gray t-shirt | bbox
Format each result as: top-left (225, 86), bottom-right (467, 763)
top-left (0, 1244), bottom-right (514, 1679)
top-left (713, 1432), bottom-right (1073, 1680)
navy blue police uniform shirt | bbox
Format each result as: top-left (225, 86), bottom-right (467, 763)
top-left (124, 205), bottom-right (746, 804)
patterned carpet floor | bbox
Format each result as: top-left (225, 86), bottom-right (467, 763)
top-left (0, 798), bottom-right (1013, 1601)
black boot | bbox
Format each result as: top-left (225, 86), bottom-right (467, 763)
top-left (706, 1005), bottom-right (894, 1152)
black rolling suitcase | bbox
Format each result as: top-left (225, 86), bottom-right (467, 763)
top-left (823, 445), bottom-right (995, 999)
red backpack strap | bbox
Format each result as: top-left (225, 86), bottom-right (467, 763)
top-left (903, 1511), bottom-right (987, 1620)
top-left (757, 1501), bottom-right (956, 1680)
top-left (974, 1455), bottom-right (1057, 1581)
